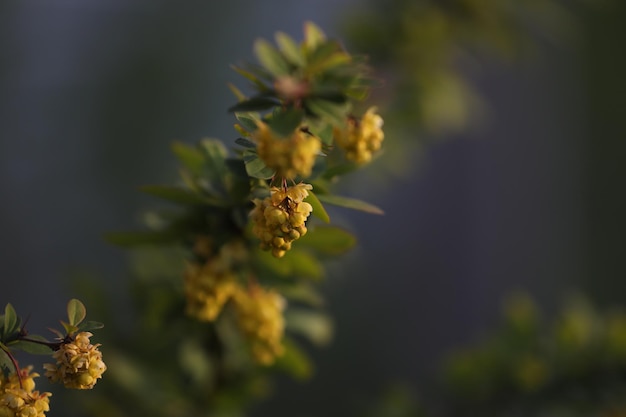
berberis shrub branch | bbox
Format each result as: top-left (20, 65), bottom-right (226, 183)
top-left (85, 21), bottom-right (383, 415)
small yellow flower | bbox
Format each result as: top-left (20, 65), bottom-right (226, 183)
top-left (251, 184), bottom-right (313, 258)
top-left (44, 332), bottom-right (106, 389)
top-left (184, 239), bottom-right (249, 321)
top-left (184, 261), bottom-right (237, 321)
top-left (233, 285), bottom-right (286, 365)
top-left (0, 367), bottom-right (51, 417)
top-left (254, 122), bottom-right (321, 180)
top-left (334, 107), bottom-right (384, 164)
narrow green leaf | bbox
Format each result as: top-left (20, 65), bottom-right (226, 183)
top-left (235, 113), bottom-right (260, 132)
top-left (243, 150), bottom-right (275, 179)
top-left (321, 162), bottom-right (360, 179)
top-left (61, 321), bottom-right (78, 336)
top-left (10, 337), bottom-right (53, 355)
top-left (140, 185), bottom-right (209, 206)
top-left (67, 299), bottom-right (87, 327)
top-left (268, 108), bottom-right (304, 137)
top-left (276, 282), bottom-right (324, 307)
top-left (77, 321), bottom-right (105, 332)
top-left (275, 339), bottom-right (313, 380)
top-left (0, 346), bottom-right (13, 374)
top-left (303, 21), bottom-right (326, 50)
top-left (234, 137), bottom-right (257, 149)
top-left (275, 31), bottom-right (305, 66)
top-left (199, 139), bottom-right (229, 186)
top-left (254, 39), bottom-right (290, 77)
top-left (298, 226), bottom-right (357, 255)
top-left (171, 142), bottom-right (204, 176)
top-left (228, 96), bottom-right (280, 112)
top-left (306, 40), bottom-right (342, 70)
top-left (285, 250), bottom-right (324, 280)
top-left (227, 82), bottom-right (246, 101)
top-left (286, 310), bottom-right (333, 346)
top-left (310, 122), bottom-right (334, 146)
top-left (230, 65), bottom-right (271, 90)
top-left (316, 194), bottom-right (384, 215)
top-left (3, 304), bottom-right (19, 340)
top-left (305, 191), bottom-right (330, 223)
top-left (305, 98), bottom-right (350, 125)
top-left (308, 52), bottom-right (352, 73)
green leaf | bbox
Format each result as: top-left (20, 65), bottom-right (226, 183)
top-left (275, 31), bottom-right (305, 66)
top-left (61, 321), bottom-right (78, 336)
top-left (234, 137), bottom-right (257, 148)
top-left (171, 141), bottom-right (204, 176)
top-left (198, 139), bottom-right (229, 191)
top-left (268, 108), bottom-right (304, 137)
top-left (77, 321), bottom-right (104, 332)
top-left (254, 248), bottom-right (323, 280)
top-left (228, 96), bottom-right (280, 112)
top-left (305, 98), bottom-right (350, 125)
top-left (286, 310), bottom-right (333, 346)
top-left (231, 64), bottom-right (272, 90)
top-left (67, 299), bottom-right (87, 327)
top-left (274, 339), bottom-right (313, 380)
top-left (140, 185), bottom-right (211, 206)
top-left (3, 304), bottom-right (19, 340)
top-left (298, 226), bottom-right (357, 255)
top-left (227, 82), bottom-right (246, 101)
top-left (306, 41), bottom-right (348, 74)
top-left (0, 346), bottom-right (13, 374)
top-left (305, 191), bottom-right (330, 223)
top-left (104, 230), bottom-right (180, 247)
top-left (310, 122), bottom-right (334, 146)
top-left (309, 51), bottom-right (352, 73)
top-left (316, 194), bottom-right (384, 215)
top-left (321, 162), bottom-right (360, 179)
top-left (303, 21), bottom-right (326, 50)
top-left (235, 113), bottom-right (260, 132)
top-left (276, 282), bottom-right (324, 307)
top-left (243, 150), bottom-right (275, 179)
top-left (254, 39), bottom-right (290, 77)
top-left (10, 337), bottom-right (53, 355)
top-left (285, 250), bottom-right (324, 280)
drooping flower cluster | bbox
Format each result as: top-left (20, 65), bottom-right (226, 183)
top-left (233, 285), bottom-right (286, 365)
top-left (250, 183), bottom-right (313, 258)
top-left (184, 238), bottom-right (249, 321)
top-left (0, 367), bottom-right (51, 417)
top-left (254, 121), bottom-right (321, 180)
top-left (183, 236), bottom-right (287, 363)
top-left (44, 332), bottom-right (106, 390)
top-left (334, 107), bottom-right (384, 164)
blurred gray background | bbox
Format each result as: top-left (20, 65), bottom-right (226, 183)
top-left (1, 1), bottom-right (625, 416)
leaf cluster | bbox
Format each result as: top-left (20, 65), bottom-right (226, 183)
top-left (438, 294), bottom-right (626, 416)
top-left (0, 299), bottom-right (102, 376)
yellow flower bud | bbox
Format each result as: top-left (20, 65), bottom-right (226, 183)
top-left (233, 285), bottom-right (286, 365)
top-left (334, 107), bottom-right (384, 164)
top-left (254, 122), bottom-right (321, 180)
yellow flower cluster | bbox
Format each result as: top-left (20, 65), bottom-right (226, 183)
top-left (233, 285), bottom-right (286, 365)
top-left (334, 107), bottom-right (384, 164)
top-left (44, 332), bottom-right (106, 390)
top-left (0, 367), bottom-right (51, 417)
top-left (250, 184), bottom-right (313, 258)
top-left (254, 122), bottom-right (321, 180)
top-left (184, 239), bottom-right (249, 321)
